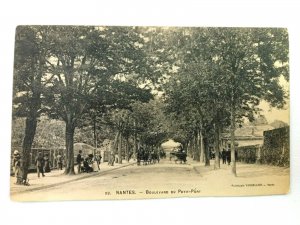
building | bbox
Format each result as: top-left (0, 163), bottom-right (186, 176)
top-left (221, 124), bottom-right (275, 148)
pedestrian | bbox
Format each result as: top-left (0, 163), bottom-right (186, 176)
top-left (235, 149), bottom-right (238, 162)
top-left (44, 153), bottom-right (51, 173)
top-left (76, 150), bottom-right (83, 174)
top-left (91, 154), bottom-right (99, 172)
top-left (35, 152), bottom-right (45, 178)
top-left (83, 157), bottom-right (93, 173)
top-left (95, 151), bottom-right (102, 170)
top-left (226, 149), bottom-right (231, 165)
top-left (221, 148), bottom-right (226, 164)
top-left (12, 150), bottom-right (21, 183)
top-left (57, 154), bottom-right (63, 170)
top-left (62, 154), bottom-right (66, 168)
top-left (108, 151), bottom-right (115, 166)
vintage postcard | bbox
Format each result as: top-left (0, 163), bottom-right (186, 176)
top-left (10, 26), bottom-right (289, 201)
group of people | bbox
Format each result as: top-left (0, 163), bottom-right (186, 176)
top-left (220, 148), bottom-right (238, 165)
top-left (221, 149), bottom-right (231, 165)
top-left (35, 152), bottom-right (52, 178)
top-left (12, 149), bottom-right (103, 185)
top-left (76, 150), bottom-right (102, 174)
top-left (12, 150), bottom-right (52, 184)
top-left (137, 146), bottom-right (160, 165)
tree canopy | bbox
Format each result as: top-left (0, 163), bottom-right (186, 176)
top-left (12, 26), bottom-right (289, 179)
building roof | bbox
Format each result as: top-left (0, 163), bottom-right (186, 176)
top-left (223, 124), bottom-right (274, 139)
top-left (222, 124), bottom-right (275, 147)
top-left (235, 124), bottom-right (274, 137)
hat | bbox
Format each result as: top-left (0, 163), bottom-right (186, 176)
top-left (13, 150), bottom-right (19, 155)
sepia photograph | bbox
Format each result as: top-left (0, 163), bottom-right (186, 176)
top-left (10, 25), bottom-right (290, 202)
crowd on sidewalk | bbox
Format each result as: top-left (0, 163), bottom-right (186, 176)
top-left (12, 150), bottom-right (105, 185)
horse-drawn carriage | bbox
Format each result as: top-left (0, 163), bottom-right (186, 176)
top-left (170, 150), bottom-right (187, 164)
top-left (137, 148), bottom-right (160, 165)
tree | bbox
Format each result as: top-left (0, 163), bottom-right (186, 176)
top-left (207, 28), bottom-right (289, 176)
top-left (12, 26), bottom-right (51, 183)
top-left (163, 27), bottom-right (289, 175)
top-left (44, 26), bottom-right (156, 174)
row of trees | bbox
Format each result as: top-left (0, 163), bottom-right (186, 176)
top-left (162, 27), bottom-right (289, 175)
top-left (13, 26), bottom-right (170, 182)
top-left (12, 26), bottom-right (289, 182)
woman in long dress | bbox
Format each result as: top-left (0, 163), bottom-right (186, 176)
top-left (44, 154), bottom-right (51, 173)
top-left (91, 155), bottom-right (99, 172)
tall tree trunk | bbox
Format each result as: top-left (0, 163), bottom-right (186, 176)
top-left (188, 138), bottom-right (193, 159)
top-left (125, 137), bottom-right (129, 162)
top-left (20, 114), bottom-right (38, 183)
top-left (186, 140), bottom-right (191, 157)
top-left (214, 123), bottom-right (221, 169)
top-left (194, 131), bottom-right (199, 161)
top-left (93, 116), bottom-right (97, 156)
top-left (230, 105), bottom-right (237, 176)
top-left (64, 117), bottom-right (76, 175)
top-left (20, 57), bottom-right (43, 183)
top-left (111, 131), bottom-right (120, 165)
top-left (204, 138), bottom-right (210, 166)
top-left (118, 132), bottom-right (122, 164)
top-left (199, 128), bottom-right (205, 163)
top-left (133, 121), bottom-right (137, 160)
top-left (113, 131), bottom-right (120, 152)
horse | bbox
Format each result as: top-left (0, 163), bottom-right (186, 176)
top-left (170, 151), bottom-right (187, 164)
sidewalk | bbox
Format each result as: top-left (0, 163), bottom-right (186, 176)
top-left (10, 160), bottom-right (136, 195)
top-left (189, 158), bottom-right (290, 176)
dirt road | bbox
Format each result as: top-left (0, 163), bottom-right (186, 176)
top-left (11, 158), bottom-right (289, 201)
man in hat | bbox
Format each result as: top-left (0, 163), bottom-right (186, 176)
top-left (35, 152), bottom-right (45, 178)
top-left (76, 150), bottom-right (83, 174)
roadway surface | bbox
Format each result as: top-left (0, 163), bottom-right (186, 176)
top-left (11, 157), bottom-right (289, 201)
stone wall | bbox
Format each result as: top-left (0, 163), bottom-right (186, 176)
top-left (260, 126), bottom-right (289, 166)
top-left (236, 126), bottom-right (289, 167)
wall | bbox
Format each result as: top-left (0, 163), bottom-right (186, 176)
top-left (236, 126), bottom-right (289, 166)
top-left (260, 126), bottom-right (290, 166)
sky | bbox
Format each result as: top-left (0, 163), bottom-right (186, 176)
top-left (259, 100), bottom-right (289, 124)
top-left (258, 75), bottom-right (289, 124)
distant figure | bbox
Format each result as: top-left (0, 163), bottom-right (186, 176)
top-left (221, 149), bottom-right (226, 164)
top-left (44, 153), bottom-right (51, 173)
top-left (159, 149), bottom-right (166, 159)
top-left (76, 150), bottom-right (83, 174)
top-left (178, 145), bottom-right (183, 152)
top-left (83, 157), bottom-right (93, 173)
top-left (127, 151), bottom-right (133, 162)
top-left (95, 151), bottom-right (102, 170)
top-left (13, 150), bottom-right (29, 185)
top-left (57, 154), bottom-right (63, 170)
top-left (108, 151), bottom-right (115, 166)
top-left (13, 150), bottom-right (21, 183)
top-left (63, 154), bottom-right (66, 168)
top-left (137, 147), bottom-right (144, 166)
top-left (226, 149), bottom-right (231, 165)
top-left (87, 154), bottom-right (98, 172)
top-left (35, 152), bottom-right (45, 178)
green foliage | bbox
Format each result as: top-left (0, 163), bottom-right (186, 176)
top-left (13, 26), bottom-right (49, 118)
top-left (12, 26), bottom-right (289, 172)
top-left (131, 100), bottom-right (169, 146)
top-left (261, 126), bottom-right (289, 166)
top-left (163, 27), bottom-right (289, 144)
